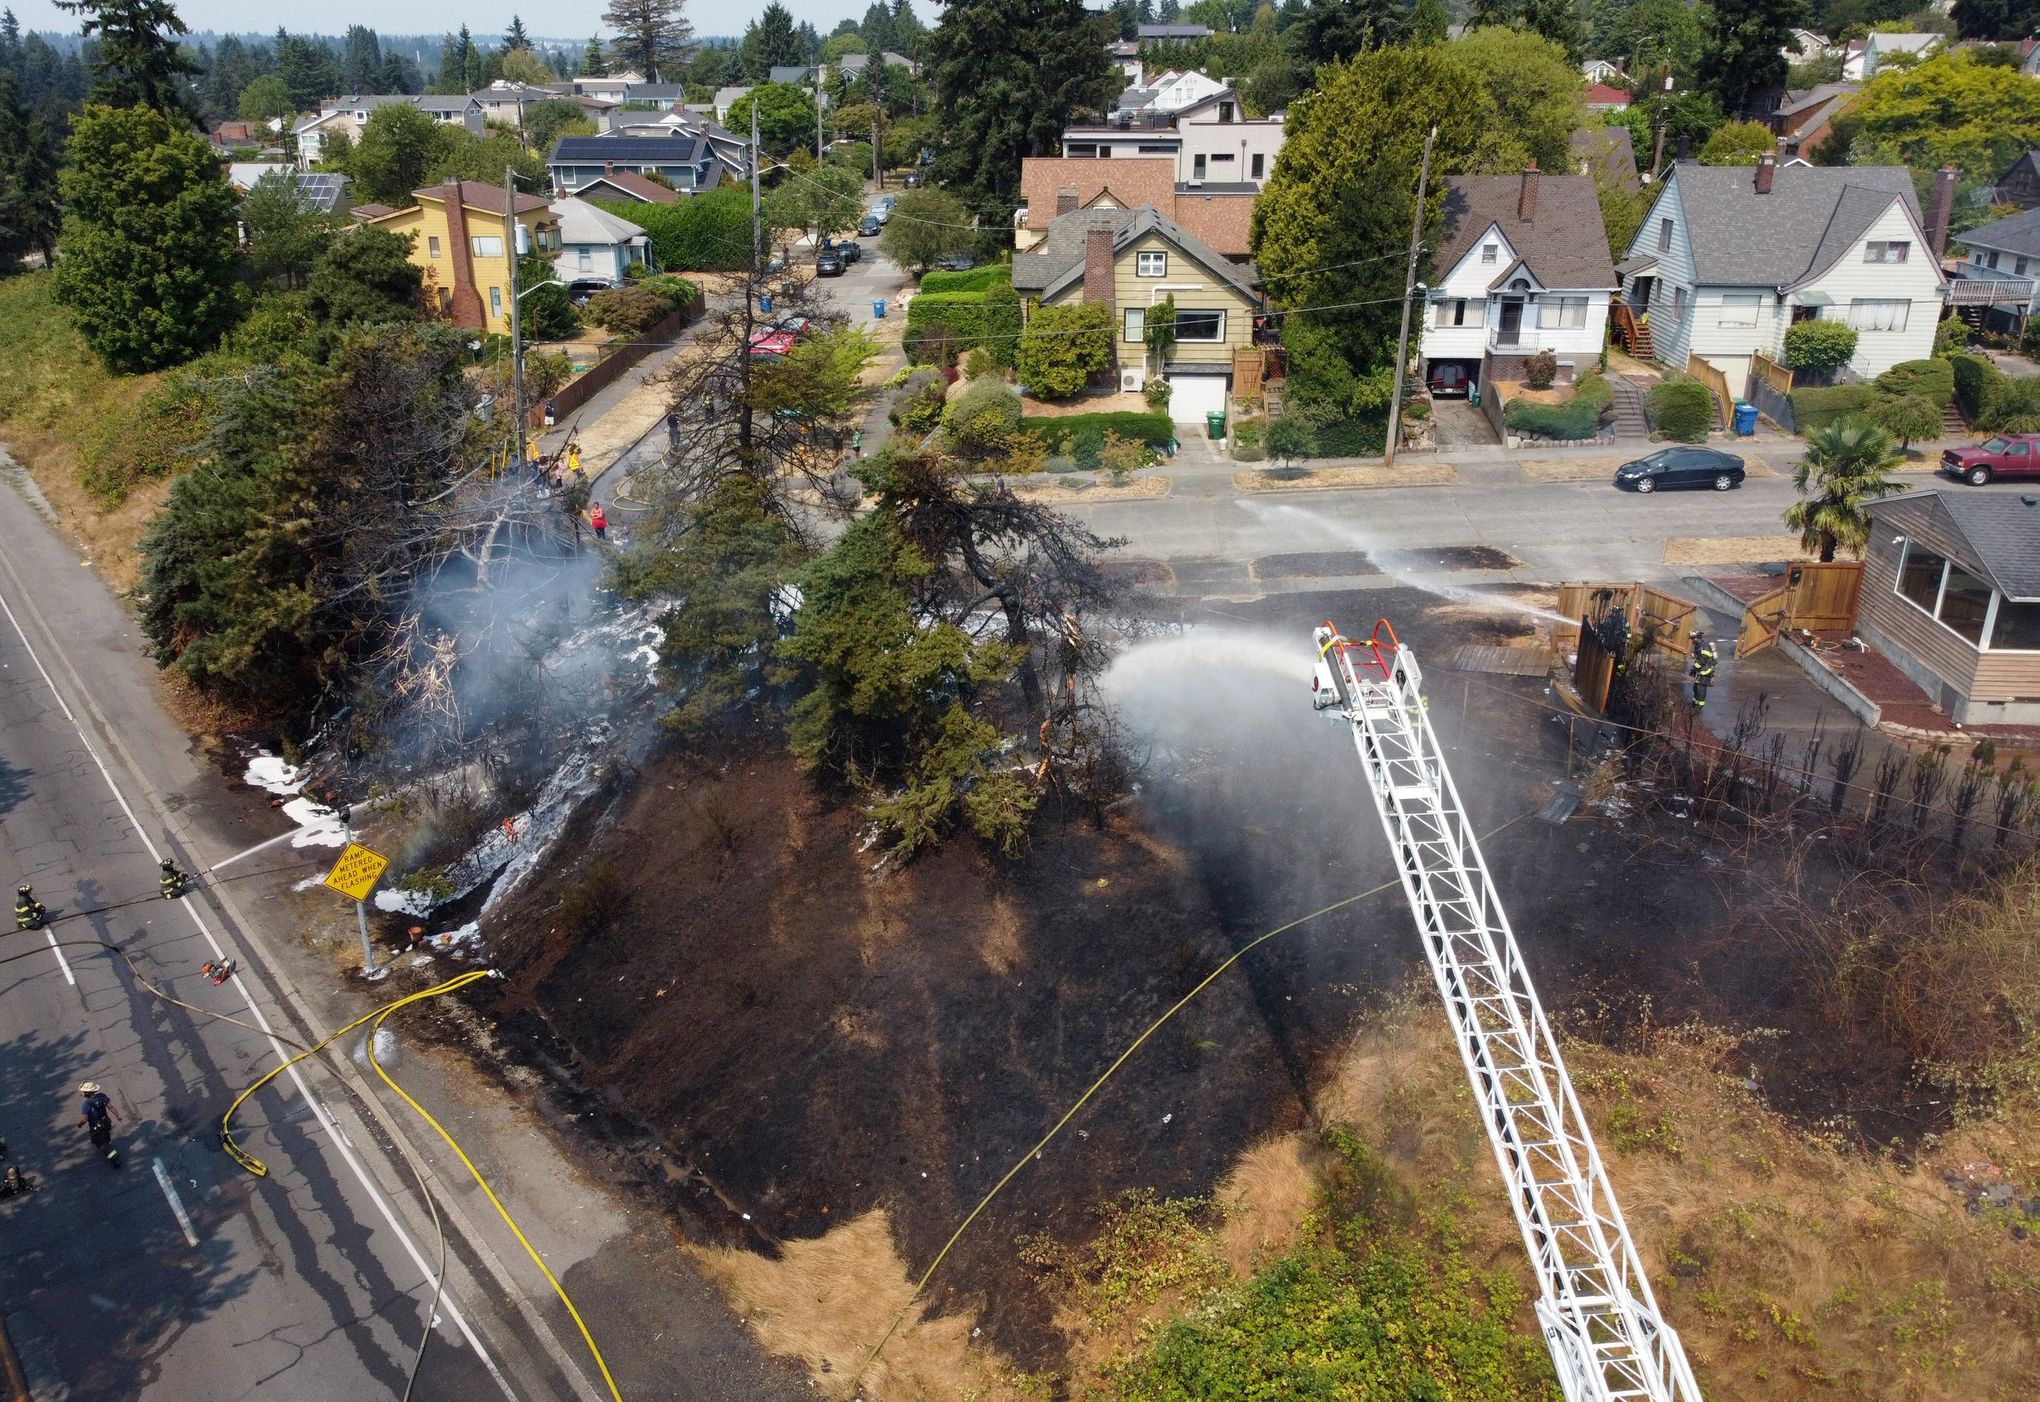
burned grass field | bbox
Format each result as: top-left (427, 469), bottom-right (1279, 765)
top-left (473, 584), bottom-right (2040, 1396)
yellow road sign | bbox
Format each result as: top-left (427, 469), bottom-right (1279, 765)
top-left (323, 842), bottom-right (390, 903)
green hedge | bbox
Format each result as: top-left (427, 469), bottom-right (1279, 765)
top-left (1646, 376), bottom-right (1713, 442)
top-left (918, 264), bottom-right (1010, 295)
top-left (1572, 371), bottom-right (1615, 413)
top-left (1022, 410), bottom-right (1175, 451)
top-left (1950, 351), bottom-right (2000, 424)
top-left (591, 187), bottom-right (750, 272)
top-left (1873, 358), bottom-right (1954, 407)
top-left (905, 280), bottom-right (1020, 367)
top-left (1789, 383), bottom-right (1877, 436)
top-left (1303, 416), bottom-right (1388, 457)
top-left (1505, 396), bottom-right (1600, 441)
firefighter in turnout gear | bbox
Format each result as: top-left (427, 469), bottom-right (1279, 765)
top-left (1689, 632), bottom-right (1718, 709)
top-left (15, 885), bottom-right (44, 930)
top-left (160, 859), bottom-right (186, 900)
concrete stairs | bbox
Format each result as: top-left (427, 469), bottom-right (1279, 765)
top-left (1607, 374), bottom-right (1651, 440)
top-left (1942, 399), bottom-right (1967, 436)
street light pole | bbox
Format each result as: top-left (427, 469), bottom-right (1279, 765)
top-left (1384, 125), bottom-right (1436, 471)
top-left (505, 167), bottom-right (525, 471)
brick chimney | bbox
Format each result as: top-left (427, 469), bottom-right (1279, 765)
top-left (1754, 153), bottom-right (1776, 195)
top-left (1926, 164), bottom-right (1958, 260)
top-left (1518, 162), bottom-right (1539, 222)
top-left (434, 183), bottom-right (486, 330)
top-left (1058, 185), bottom-right (1079, 216)
top-left (605, 159), bottom-right (616, 176)
top-left (1083, 225), bottom-right (1115, 318)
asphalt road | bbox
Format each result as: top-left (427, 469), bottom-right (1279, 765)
top-left (0, 479), bottom-right (569, 1399)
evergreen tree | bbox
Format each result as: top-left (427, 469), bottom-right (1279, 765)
top-left (1953, 0), bottom-right (2040, 39)
top-left (740, 3), bottom-right (807, 78)
top-left (860, 1), bottom-right (894, 53)
top-left (275, 29), bottom-right (340, 110)
top-left (795, 19), bottom-right (823, 60)
top-left (0, 71), bottom-right (60, 270)
top-left (580, 32), bottom-right (608, 75)
top-left (603, 0), bottom-right (696, 80)
top-left (889, 0), bottom-right (927, 54)
top-left (1699, 0), bottom-right (1807, 117)
top-left (434, 28), bottom-right (470, 93)
top-left (341, 25), bottom-right (380, 92)
top-left (1409, 0), bottom-right (1450, 42)
top-left (1289, 0), bottom-right (1406, 67)
top-left (925, 0), bottom-right (1118, 210)
top-left (380, 51), bottom-right (412, 93)
top-left (0, 9), bottom-right (20, 73)
top-left (1521, 0), bottom-right (1586, 61)
top-left (56, 0), bottom-right (196, 119)
top-left (505, 15), bottom-right (531, 50)
top-left (56, 102), bottom-right (240, 370)
top-left (1466, 0), bottom-right (1516, 25)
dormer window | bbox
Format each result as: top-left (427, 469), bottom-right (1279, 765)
top-left (1219, 101), bottom-right (1234, 123)
top-left (1481, 243), bottom-right (1497, 265)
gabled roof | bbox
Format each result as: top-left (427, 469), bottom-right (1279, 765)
top-left (409, 180), bottom-right (550, 216)
top-left (1774, 82), bottom-right (1857, 116)
top-left (628, 82), bottom-right (685, 101)
top-left (1867, 490), bottom-right (2040, 599)
top-left (551, 135), bottom-right (705, 164)
top-left (1659, 162), bottom-right (1925, 288)
top-left (1957, 205), bottom-right (2040, 258)
top-left (1584, 83), bottom-right (1631, 107)
top-left (767, 66), bottom-right (813, 85)
top-left (574, 171), bottom-right (681, 204)
top-left (1137, 22), bottom-right (1211, 37)
top-left (1572, 125), bottom-right (1639, 191)
top-left (413, 93), bottom-right (478, 113)
top-left (1169, 186), bottom-right (1255, 256)
top-left (1018, 156), bottom-right (1177, 234)
top-left (1019, 204), bottom-right (1259, 302)
top-left (1434, 173), bottom-right (1618, 291)
top-left (550, 197), bottom-right (649, 247)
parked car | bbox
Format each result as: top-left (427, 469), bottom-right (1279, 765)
top-left (934, 251), bottom-right (975, 272)
top-left (1426, 364), bottom-right (1471, 398)
top-left (816, 247), bottom-right (845, 276)
top-left (1612, 447), bottom-right (1746, 493)
top-left (837, 239), bottom-right (862, 264)
top-left (747, 329), bottom-right (799, 359)
top-left (902, 170), bottom-right (923, 188)
top-left (857, 213), bottom-right (882, 237)
top-left (1941, 433), bottom-right (2040, 485)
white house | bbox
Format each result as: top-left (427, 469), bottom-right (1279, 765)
top-left (293, 95), bottom-right (483, 170)
top-left (1861, 31), bottom-right (1942, 76)
top-left (1581, 58), bottom-right (1623, 82)
top-left (1062, 86), bottom-right (1285, 190)
top-left (550, 198), bottom-right (653, 288)
top-left (1419, 168), bottom-right (1618, 394)
top-left (1619, 158), bottom-right (1947, 388)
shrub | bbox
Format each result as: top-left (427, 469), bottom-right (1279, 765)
top-left (1267, 415), bottom-right (1314, 460)
top-left (1064, 423), bottom-right (1107, 467)
top-left (1143, 378), bottom-right (1172, 411)
top-left (963, 347), bottom-right (997, 379)
top-left (980, 281), bottom-right (1022, 366)
top-left (584, 284), bottom-right (673, 339)
top-left (1950, 352), bottom-right (2005, 424)
top-left (635, 274), bottom-right (699, 313)
top-left (1020, 410), bottom-right (1174, 451)
top-left (1304, 416), bottom-right (1389, 457)
top-left (888, 368), bottom-right (948, 433)
top-left (592, 186), bottom-right (751, 272)
top-left (1983, 374), bottom-right (2040, 432)
top-left (1870, 393), bottom-right (1942, 449)
top-left (1934, 313), bottom-right (1968, 357)
top-left (1789, 383), bottom-right (1877, 436)
top-left (905, 290), bottom-right (987, 365)
top-left (1098, 431), bottom-right (1148, 483)
top-left (1524, 348), bottom-right (1559, 389)
top-left (1782, 318), bottom-right (1859, 373)
top-left (1572, 371), bottom-right (1615, 414)
top-left (942, 377), bottom-right (1023, 455)
top-left (1646, 375), bottom-right (1713, 442)
top-left (1505, 396), bottom-right (1600, 441)
top-left (1016, 302), bottom-right (1114, 399)
top-left (919, 264), bottom-right (1011, 296)
top-left (1874, 358), bottom-right (1954, 407)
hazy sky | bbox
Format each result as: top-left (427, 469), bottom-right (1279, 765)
top-left (4, 0), bottom-right (925, 41)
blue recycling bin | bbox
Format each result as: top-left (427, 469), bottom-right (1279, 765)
top-left (1733, 400), bottom-right (1758, 436)
top-left (759, 294), bottom-right (774, 314)
top-left (873, 299), bottom-right (887, 318)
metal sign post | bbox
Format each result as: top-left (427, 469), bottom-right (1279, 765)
top-left (323, 841), bottom-right (391, 979)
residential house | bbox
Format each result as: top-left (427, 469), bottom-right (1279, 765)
top-left (767, 65), bottom-right (815, 86)
top-left (365, 180), bottom-right (559, 334)
top-left (550, 198), bottom-right (654, 288)
top-left (1572, 125), bottom-right (1639, 191)
top-left (1767, 83), bottom-right (1858, 160)
top-left (1584, 82), bottom-right (1631, 112)
top-left (571, 167), bottom-right (681, 205)
top-left (712, 85), bottom-right (752, 124)
top-left (835, 50), bottom-right (916, 78)
top-left (620, 82), bottom-right (685, 111)
top-left (572, 74), bottom-right (640, 101)
top-left (1113, 68), bottom-right (1228, 120)
top-left (293, 94), bottom-right (483, 170)
top-left (207, 119), bottom-right (263, 155)
top-left (469, 80), bottom-right (570, 127)
top-left (1012, 203), bottom-right (1261, 423)
top-left (1991, 150), bottom-right (2040, 210)
top-left (1618, 158), bottom-right (1947, 390)
top-left (1060, 86), bottom-right (1285, 189)
top-left (1839, 38), bottom-right (1868, 80)
top-left (1420, 167), bottom-right (1618, 396)
top-left (595, 111), bottom-right (750, 184)
top-left (413, 93), bottom-right (487, 130)
top-left (1784, 28), bottom-right (1832, 59)
top-left (1581, 58), bottom-right (1623, 83)
top-left (1949, 205), bottom-right (2040, 335)
top-left (1015, 156), bottom-right (1254, 260)
top-left (1860, 31), bottom-right (1941, 77)
top-left (1135, 22), bottom-right (1212, 43)
top-left (1855, 490), bottom-right (2040, 725)
top-left (550, 135), bottom-right (723, 196)
top-left (227, 165), bottom-right (353, 214)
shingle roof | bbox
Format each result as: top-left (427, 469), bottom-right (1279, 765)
top-left (1775, 81), bottom-right (1857, 116)
top-left (1020, 204), bottom-right (1260, 301)
top-left (1869, 490), bottom-right (2040, 598)
top-left (413, 180), bottom-right (550, 216)
top-left (1168, 188), bottom-right (1254, 256)
top-left (628, 82), bottom-right (685, 101)
top-left (1584, 82), bottom-right (1631, 106)
top-left (1434, 173), bottom-right (1619, 291)
top-left (574, 170), bottom-right (681, 204)
top-left (1663, 162), bottom-right (1922, 287)
top-left (767, 66), bottom-right (813, 85)
top-left (551, 135), bottom-right (704, 164)
top-left (1137, 22), bottom-right (1211, 37)
top-left (1571, 125), bottom-right (1639, 191)
top-left (1019, 156), bottom-right (1177, 235)
top-left (550, 197), bottom-right (649, 247)
top-left (1957, 205), bottom-right (2040, 258)
top-left (413, 94), bottom-right (476, 113)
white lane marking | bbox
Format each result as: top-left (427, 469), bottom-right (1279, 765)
top-left (153, 1156), bottom-right (199, 1246)
top-left (42, 926), bottom-right (75, 985)
top-left (0, 583), bottom-right (520, 1401)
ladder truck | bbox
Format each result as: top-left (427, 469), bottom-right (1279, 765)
top-left (1310, 618), bottom-right (1703, 1402)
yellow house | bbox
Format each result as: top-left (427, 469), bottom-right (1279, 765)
top-left (1013, 204), bottom-right (1262, 424)
top-left (366, 180), bottom-right (559, 335)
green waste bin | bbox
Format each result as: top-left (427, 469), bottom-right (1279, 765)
top-left (1206, 410), bottom-right (1227, 440)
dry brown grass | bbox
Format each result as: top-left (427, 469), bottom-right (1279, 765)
top-left (1231, 463), bottom-right (1459, 493)
top-left (5, 428), bottom-right (174, 592)
top-left (1212, 1133), bottom-right (1321, 1276)
top-left (1516, 456), bottom-right (1633, 482)
top-left (1661, 534), bottom-right (1813, 567)
top-left (688, 1211), bottom-right (1039, 1401)
top-left (1019, 390), bottom-right (1149, 418)
top-left (1008, 473), bottom-right (1170, 504)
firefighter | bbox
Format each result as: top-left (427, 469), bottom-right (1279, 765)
top-left (15, 885), bottom-right (44, 931)
top-left (1689, 632), bottom-right (1718, 709)
top-left (160, 859), bottom-right (185, 900)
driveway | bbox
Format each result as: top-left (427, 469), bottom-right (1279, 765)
top-left (1432, 398), bottom-right (1498, 449)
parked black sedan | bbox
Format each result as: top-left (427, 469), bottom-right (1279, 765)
top-left (815, 247), bottom-right (845, 276)
top-left (1612, 446), bottom-right (1745, 493)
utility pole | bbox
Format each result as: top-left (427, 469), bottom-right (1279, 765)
top-left (872, 112), bottom-right (882, 190)
top-left (505, 168), bottom-right (525, 472)
top-left (816, 65), bottom-right (825, 166)
top-left (750, 100), bottom-right (763, 273)
top-left (1383, 125), bottom-right (1435, 471)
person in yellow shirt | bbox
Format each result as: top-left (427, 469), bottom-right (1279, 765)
top-left (567, 443), bottom-right (582, 476)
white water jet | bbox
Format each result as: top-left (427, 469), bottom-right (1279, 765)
top-left (1237, 499), bottom-right (1572, 627)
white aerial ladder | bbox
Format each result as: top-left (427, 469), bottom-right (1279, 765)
top-left (1310, 618), bottom-right (1703, 1402)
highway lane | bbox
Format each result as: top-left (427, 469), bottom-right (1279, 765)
top-left (0, 584), bottom-right (514, 1400)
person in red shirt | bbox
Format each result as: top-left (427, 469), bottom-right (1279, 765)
top-left (590, 502), bottom-right (607, 541)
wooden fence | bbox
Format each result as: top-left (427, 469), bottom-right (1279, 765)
top-left (1555, 581), bottom-right (1700, 659)
top-left (1734, 560), bottom-right (1864, 657)
top-left (527, 289), bottom-right (706, 428)
top-left (1750, 352), bottom-right (1793, 394)
top-left (1685, 352), bottom-right (1734, 428)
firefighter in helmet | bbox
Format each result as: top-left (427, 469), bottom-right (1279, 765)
top-left (1689, 631), bottom-right (1718, 709)
top-left (15, 885), bottom-right (44, 931)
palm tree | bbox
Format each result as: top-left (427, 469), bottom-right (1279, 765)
top-left (1785, 415), bottom-right (1904, 562)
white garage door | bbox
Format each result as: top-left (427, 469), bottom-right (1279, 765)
top-left (1167, 372), bottom-right (1230, 424)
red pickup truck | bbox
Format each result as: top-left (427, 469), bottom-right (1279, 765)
top-left (1942, 433), bottom-right (2040, 485)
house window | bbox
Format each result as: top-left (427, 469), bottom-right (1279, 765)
top-left (1864, 240), bottom-right (1910, 264)
top-left (1137, 251), bottom-right (1167, 277)
top-left (1192, 154), bottom-right (1207, 180)
top-left (489, 286), bottom-right (503, 318)
top-left (1657, 218), bottom-right (1673, 253)
top-left (1989, 251), bottom-right (2002, 269)
top-left (1219, 101), bottom-right (1234, 122)
top-left (2020, 257), bottom-right (2031, 276)
top-left (471, 235), bottom-right (504, 259)
top-left (1123, 306), bottom-right (1145, 342)
top-left (1939, 564), bottom-right (1993, 644)
top-left (1897, 544), bottom-right (1947, 613)
top-left (1717, 293), bottom-right (1760, 327)
top-left (1251, 153), bottom-right (1264, 179)
top-left (1433, 299), bottom-right (1469, 328)
top-left (1991, 599), bottom-right (2040, 651)
top-left (1672, 285), bottom-right (1689, 319)
top-left (1972, 249), bottom-right (1986, 265)
top-left (1537, 296), bottom-right (1588, 329)
top-left (1175, 308), bottom-right (1225, 341)
top-left (577, 248), bottom-right (593, 271)
top-left (1848, 297), bottom-right (1909, 332)
top-left (427, 236), bottom-right (441, 259)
